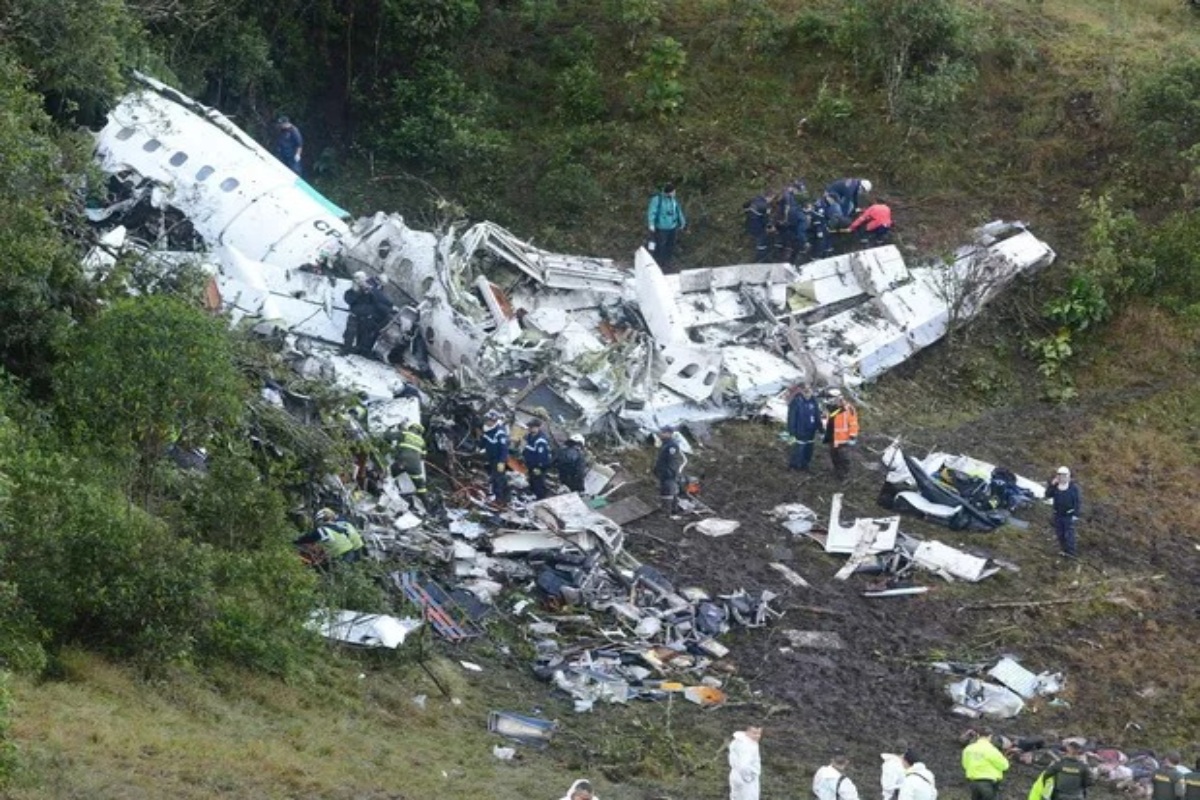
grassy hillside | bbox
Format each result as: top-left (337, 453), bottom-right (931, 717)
top-left (7, 1), bottom-right (1200, 798)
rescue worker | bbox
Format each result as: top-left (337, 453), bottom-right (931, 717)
top-left (881, 753), bottom-right (906, 800)
top-left (646, 182), bottom-right (687, 272)
top-left (786, 382), bottom-right (824, 471)
top-left (1040, 739), bottom-right (1093, 800)
top-left (1151, 753), bottom-right (1187, 800)
top-left (555, 433), bottom-right (589, 493)
top-left (1045, 466), bottom-right (1082, 557)
top-left (653, 425), bottom-right (687, 515)
top-left (823, 388), bottom-right (859, 481)
top-left (520, 418), bottom-right (553, 500)
top-left (728, 726), bottom-right (763, 800)
top-left (774, 184), bottom-right (805, 264)
top-left (814, 753), bottom-right (861, 800)
top-left (390, 420), bottom-right (428, 497)
top-left (1180, 767), bottom-right (1200, 800)
top-left (826, 177), bottom-right (873, 220)
top-left (274, 115), bottom-right (303, 175)
top-left (897, 750), bottom-right (937, 800)
top-left (962, 728), bottom-right (1010, 800)
top-left (743, 191), bottom-right (775, 263)
top-left (343, 271), bottom-right (395, 357)
top-left (809, 194), bottom-right (841, 258)
top-left (480, 409), bottom-right (510, 505)
top-left (293, 508), bottom-right (363, 567)
top-left (849, 200), bottom-right (893, 248)
top-left (558, 779), bottom-right (596, 800)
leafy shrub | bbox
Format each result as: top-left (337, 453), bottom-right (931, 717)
top-left (536, 163), bottom-right (604, 225)
top-left (1127, 57), bottom-right (1200, 179)
top-left (806, 78), bottom-right (855, 135)
top-left (372, 62), bottom-right (510, 172)
top-left (54, 296), bottom-right (244, 483)
top-left (627, 35), bottom-right (687, 118)
top-left (793, 9), bottom-right (838, 47)
top-left (834, 0), bottom-right (982, 125)
top-left (555, 61), bottom-right (607, 123)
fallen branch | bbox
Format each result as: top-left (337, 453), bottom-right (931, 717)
top-left (955, 597), bottom-right (1090, 613)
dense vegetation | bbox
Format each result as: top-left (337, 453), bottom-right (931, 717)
top-left (4, 0), bottom-right (1200, 793)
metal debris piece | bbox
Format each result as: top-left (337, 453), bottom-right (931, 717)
top-left (782, 630), bottom-right (845, 650)
top-left (768, 563), bottom-right (811, 588)
top-left (309, 610), bottom-right (423, 649)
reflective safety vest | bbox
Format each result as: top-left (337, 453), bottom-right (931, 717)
top-left (317, 524), bottom-right (355, 559)
top-left (829, 405), bottom-right (860, 446)
top-left (397, 427), bottom-right (426, 457)
top-left (1181, 772), bottom-right (1200, 800)
top-left (962, 738), bottom-right (1009, 782)
top-left (1153, 770), bottom-right (1183, 800)
top-left (330, 521), bottom-right (364, 552)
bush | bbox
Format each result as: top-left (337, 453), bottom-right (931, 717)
top-left (834, 0), bottom-right (982, 125)
top-left (806, 78), bottom-right (855, 135)
top-left (54, 296), bottom-right (244, 484)
top-left (626, 35), bottom-right (687, 118)
top-left (555, 61), bottom-right (607, 123)
top-left (1127, 58), bottom-right (1200, 181)
top-left (536, 162), bottom-right (604, 225)
top-left (0, 671), bottom-right (15, 788)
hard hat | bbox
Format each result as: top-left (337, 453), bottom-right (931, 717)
top-left (277, 115), bottom-right (290, 125)
top-left (861, 179), bottom-right (873, 193)
top-left (408, 420), bottom-right (425, 432)
top-left (568, 434), bottom-right (585, 446)
top-left (316, 508), bottom-right (337, 523)
top-left (827, 388), bottom-right (843, 399)
top-left (352, 270), bottom-right (368, 283)
top-left (1056, 466), bottom-right (1070, 475)
top-left (484, 409), bottom-right (501, 420)
top-left (658, 425), bottom-right (676, 434)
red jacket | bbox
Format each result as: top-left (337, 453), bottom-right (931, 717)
top-left (849, 203), bottom-right (892, 232)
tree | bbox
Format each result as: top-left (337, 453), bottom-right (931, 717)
top-left (54, 296), bottom-right (244, 484)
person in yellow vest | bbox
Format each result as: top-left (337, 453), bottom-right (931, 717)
top-left (389, 420), bottom-right (427, 496)
top-left (822, 388), bottom-right (859, 480)
top-left (293, 508), bottom-right (363, 567)
top-left (962, 729), bottom-right (1010, 800)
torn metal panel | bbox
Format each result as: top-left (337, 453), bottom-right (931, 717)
top-left (791, 255), bottom-right (869, 306)
top-left (658, 344), bottom-right (722, 402)
top-left (782, 630), bottom-right (845, 650)
top-left (597, 496), bottom-right (656, 526)
top-left (988, 657), bottom-right (1042, 699)
top-left (634, 248), bottom-right (687, 345)
top-left (720, 346), bottom-right (805, 402)
top-left (911, 541), bottom-right (998, 583)
top-left (826, 494), bottom-right (899, 554)
top-left (310, 610), bottom-right (423, 648)
top-left (847, 246), bottom-right (911, 296)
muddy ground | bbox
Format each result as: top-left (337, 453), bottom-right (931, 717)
top-left (571, 367), bottom-right (1200, 800)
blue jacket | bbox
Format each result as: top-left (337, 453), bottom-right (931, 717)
top-left (775, 189), bottom-right (804, 234)
top-left (344, 280), bottom-right (394, 320)
top-left (653, 436), bottom-right (686, 481)
top-left (1046, 481), bottom-right (1082, 518)
top-left (744, 194), bottom-right (771, 236)
top-left (787, 393), bottom-right (823, 439)
top-left (276, 126), bottom-right (303, 161)
top-left (816, 194), bottom-right (848, 230)
top-left (825, 178), bottom-right (865, 209)
top-left (647, 192), bottom-right (686, 231)
top-left (482, 423), bottom-right (509, 465)
top-left (521, 430), bottom-right (552, 469)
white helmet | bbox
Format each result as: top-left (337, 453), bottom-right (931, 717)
top-left (568, 434), bottom-right (585, 446)
top-left (352, 270), bottom-right (368, 286)
top-left (861, 179), bottom-right (873, 194)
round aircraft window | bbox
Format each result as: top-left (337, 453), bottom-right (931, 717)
top-left (377, 240), bottom-right (392, 260)
top-left (142, 139), bottom-right (163, 152)
top-left (419, 276), bottom-right (434, 297)
top-left (169, 152), bottom-right (189, 167)
top-left (115, 127), bottom-right (136, 141)
top-left (219, 177), bottom-right (240, 192)
top-left (196, 166), bottom-right (215, 181)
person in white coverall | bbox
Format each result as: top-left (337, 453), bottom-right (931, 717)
top-left (881, 753), bottom-right (906, 800)
top-left (897, 750), bottom-right (937, 800)
top-left (814, 753), bottom-right (861, 800)
top-left (558, 778), bottom-right (595, 800)
top-left (729, 726), bottom-right (763, 800)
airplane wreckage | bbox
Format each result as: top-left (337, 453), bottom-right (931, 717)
top-left (86, 73), bottom-right (1057, 438)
